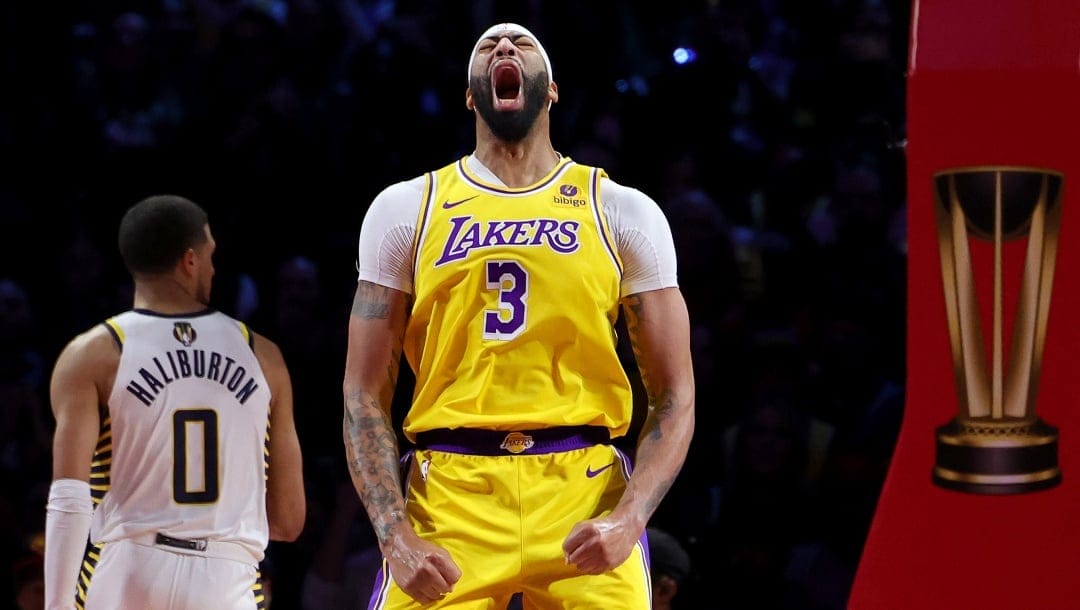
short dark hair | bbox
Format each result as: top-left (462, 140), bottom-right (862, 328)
top-left (647, 527), bottom-right (691, 584)
top-left (118, 195), bottom-right (209, 274)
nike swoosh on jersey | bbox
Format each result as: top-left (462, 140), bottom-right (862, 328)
top-left (442, 195), bottom-right (479, 209)
top-left (586, 462), bottom-right (617, 478)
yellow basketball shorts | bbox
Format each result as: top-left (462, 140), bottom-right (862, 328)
top-left (367, 426), bottom-right (652, 609)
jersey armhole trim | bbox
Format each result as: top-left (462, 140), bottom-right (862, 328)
top-left (590, 168), bottom-right (623, 277)
top-left (237, 321), bottom-right (254, 349)
top-left (412, 171), bottom-right (437, 280)
top-left (104, 318), bottom-right (124, 349)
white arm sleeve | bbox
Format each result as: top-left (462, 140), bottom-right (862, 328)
top-left (44, 478), bottom-right (93, 610)
top-left (355, 176), bottom-right (426, 295)
top-left (599, 178), bottom-right (680, 296)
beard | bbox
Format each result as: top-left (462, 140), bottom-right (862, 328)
top-left (470, 73), bottom-right (549, 142)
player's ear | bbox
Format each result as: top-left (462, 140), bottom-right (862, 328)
top-left (466, 87), bottom-right (475, 111)
top-left (180, 248), bottom-right (198, 277)
top-left (548, 80), bottom-right (558, 105)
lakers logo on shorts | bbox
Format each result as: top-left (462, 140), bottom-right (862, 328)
top-left (500, 432), bottom-right (535, 454)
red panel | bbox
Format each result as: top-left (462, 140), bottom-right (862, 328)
top-left (849, 1), bottom-right (1080, 608)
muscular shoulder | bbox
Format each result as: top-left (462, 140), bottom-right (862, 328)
top-left (250, 330), bottom-right (287, 378)
top-left (51, 323), bottom-right (121, 399)
top-left (63, 323), bottom-right (120, 369)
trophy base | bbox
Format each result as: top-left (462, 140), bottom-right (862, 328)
top-left (932, 417), bottom-right (1061, 494)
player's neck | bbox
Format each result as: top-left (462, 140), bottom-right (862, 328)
top-left (132, 277), bottom-right (206, 314)
top-left (474, 128), bottom-right (559, 187)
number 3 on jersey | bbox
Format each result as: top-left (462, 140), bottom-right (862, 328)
top-left (484, 260), bottom-right (528, 340)
top-left (173, 409), bottom-right (220, 504)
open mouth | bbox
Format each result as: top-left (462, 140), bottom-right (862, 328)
top-left (491, 61), bottom-right (524, 110)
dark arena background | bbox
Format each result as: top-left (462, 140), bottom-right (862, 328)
top-left (3, 1), bottom-right (931, 609)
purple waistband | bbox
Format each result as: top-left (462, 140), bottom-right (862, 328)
top-left (414, 426), bottom-right (610, 456)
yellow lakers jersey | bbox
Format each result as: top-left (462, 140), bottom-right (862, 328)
top-left (405, 156), bottom-right (633, 439)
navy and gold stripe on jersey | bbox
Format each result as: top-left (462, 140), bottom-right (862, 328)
top-left (90, 416), bottom-right (111, 505)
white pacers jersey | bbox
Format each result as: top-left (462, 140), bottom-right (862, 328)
top-left (92, 309), bottom-right (272, 564)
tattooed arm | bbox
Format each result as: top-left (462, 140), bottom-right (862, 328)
top-left (563, 287), bottom-right (695, 574)
top-left (342, 280), bottom-right (461, 603)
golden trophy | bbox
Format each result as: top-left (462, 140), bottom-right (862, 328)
top-left (932, 167), bottom-right (1064, 494)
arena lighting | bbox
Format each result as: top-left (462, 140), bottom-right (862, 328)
top-left (614, 75), bottom-right (649, 96)
top-left (672, 47), bottom-right (697, 65)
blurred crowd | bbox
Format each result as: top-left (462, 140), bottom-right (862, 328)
top-left (1, 0), bottom-right (908, 608)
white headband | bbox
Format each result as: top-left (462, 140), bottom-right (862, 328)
top-left (467, 22), bottom-right (552, 84)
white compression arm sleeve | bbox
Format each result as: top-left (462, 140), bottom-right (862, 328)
top-left (45, 478), bottom-right (93, 610)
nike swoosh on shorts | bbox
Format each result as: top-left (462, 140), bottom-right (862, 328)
top-left (586, 462), bottom-right (617, 478)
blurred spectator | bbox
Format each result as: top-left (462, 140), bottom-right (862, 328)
top-left (699, 392), bottom-right (830, 610)
top-left (43, 229), bottom-right (129, 355)
top-left (783, 439), bottom-right (888, 610)
top-left (11, 552), bottom-right (44, 610)
top-left (648, 526), bottom-right (692, 610)
top-left (260, 255), bottom-right (348, 465)
top-left (255, 258), bottom-right (351, 607)
top-left (0, 279), bottom-right (52, 490)
top-left (301, 481), bottom-right (381, 610)
top-left (0, 278), bottom-right (44, 384)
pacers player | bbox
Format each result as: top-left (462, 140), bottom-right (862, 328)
top-left (343, 23), bottom-right (695, 608)
top-left (45, 195), bottom-right (306, 609)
